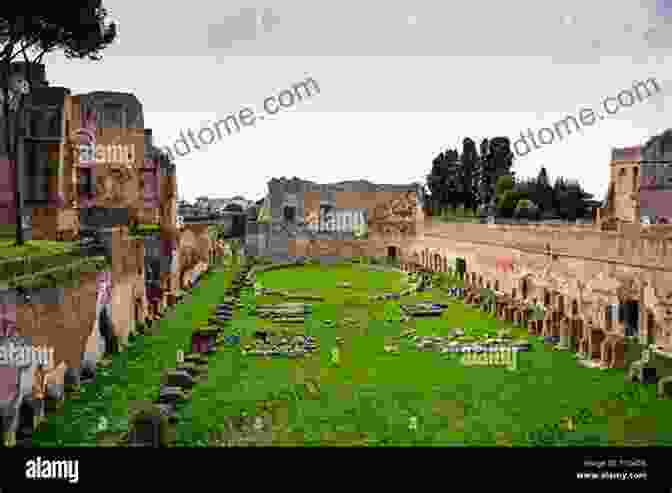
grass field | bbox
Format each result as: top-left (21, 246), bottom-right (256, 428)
top-left (28, 259), bottom-right (672, 446)
top-left (30, 263), bottom-right (236, 447)
top-left (175, 262), bottom-right (672, 446)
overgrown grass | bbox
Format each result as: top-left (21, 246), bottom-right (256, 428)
top-left (0, 239), bottom-right (83, 284)
top-left (30, 261), bottom-right (672, 447)
top-left (0, 239), bottom-right (76, 259)
top-left (30, 263), bottom-right (237, 447)
top-left (176, 263), bottom-right (672, 446)
top-left (128, 224), bottom-right (161, 237)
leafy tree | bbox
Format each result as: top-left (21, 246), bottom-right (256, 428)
top-left (530, 166), bottom-right (553, 213)
top-left (495, 174), bottom-right (514, 199)
top-left (474, 137), bottom-right (514, 213)
top-left (458, 137), bottom-right (479, 212)
top-left (1, 5), bottom-right (117, 244)
top-left (224, 203), bottom-right (243, 212)
top-left (497, 190), bottom-right (527, 218)
top-left (514, 199), bottom-right (540, 220)
top-left (426, 148), bottom-right (461, 213)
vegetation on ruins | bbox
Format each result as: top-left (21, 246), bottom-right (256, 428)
top-left (25, 252), bottom-right (672, 447)
top-left (176, 261), bottom-right (672, 446)
top-left (1, 4), bottom-right (118, 245)
top-left (426, 136), bottom-right (595, 221)
top-left (0, 238), bottom-right (112, 288)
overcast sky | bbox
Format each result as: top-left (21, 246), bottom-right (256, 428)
top-left (43, 0), bottom-right (672, 202)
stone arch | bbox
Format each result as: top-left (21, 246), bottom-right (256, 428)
top-left (134, 296), bottom-right (145, 325)
top-left (571, 298), bottom-right (579, 317)
top-left (432, 252), bottom-right (441, 272)
top-left (494, 279), bottom-right (500, 292)
top-left (617, 279), bottom-right (641, 338)
top-left (16, 399), bottom-right (36, 444)
top-left (16, 397), bottom-right (44, 442)
top-left (556, 292), bottom-right (565, 316)
top-left (519, 275), bottom-right (532, 301)
top-left (99, 304), bottom-right (118, 354)
top-left (569, 298), bottom-right (583, 350)
top-left (645, 308), bottom-right (658, 345)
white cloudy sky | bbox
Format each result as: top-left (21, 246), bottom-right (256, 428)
top-left (43, 0), bottom-right (672, 203)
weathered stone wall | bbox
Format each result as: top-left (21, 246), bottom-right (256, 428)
top-left (609, 159), bottom-right (640, 224)
top-left (15, 272), bottom-right (98, 372)
top-left (406, 221), bottom-right (672, 360)
top-left (31, 208), bottom-right (79, 241)
top-left (288, 233), bottom-right (416, 259)
top-left (109, 227), bottom-right (146, 343)
top-left (177, 224), bottom-right (212, 289)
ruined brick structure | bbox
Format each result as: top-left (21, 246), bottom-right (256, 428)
top-left (246, 177), bottom-right (425, 260)
top-left (597, 131), bottom-right (672, 229)
top-left (247, 154), bottom-right (672, 373)
top-left (0, 66), bottom-right (219, 444)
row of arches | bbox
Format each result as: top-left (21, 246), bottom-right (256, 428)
top-left (401, 246), bottom-right (665, 369)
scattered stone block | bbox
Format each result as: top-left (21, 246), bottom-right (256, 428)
top-left (129, 404), bottom-right (172, 447)
top-left (657, 376), bottom-right (672, 399)
top-left (157, 385), bottom-right (189, 404)
top-left (162, 369), bottom-right (196, 389)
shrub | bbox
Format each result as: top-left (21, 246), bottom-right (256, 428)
top-left (497, 190), bottom-right (528, 218)
top-left (514, 199), bottom-right (540, 220)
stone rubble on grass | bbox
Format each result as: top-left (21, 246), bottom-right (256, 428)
top-left (156, 403), bottom-right (179, 423)
top-left (400, 328), bottom-right (531, 354)
top-left (162, 369), bottom-right (196, 389)
top-left (336, 282), bottom-right (352, 288)
top-left (243, 333), bottom-right (319, 358)
top-left (157, 385), bottom-right (190, 404)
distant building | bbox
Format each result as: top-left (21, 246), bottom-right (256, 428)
top-left (597, 130), bottom-right (672, 228)
top-left (246, 177), bottom-right (425, 260)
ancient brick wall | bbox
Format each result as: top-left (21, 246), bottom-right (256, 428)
top-left (110, 227), bottom-right (146, 340)
top-left (408, 221), bottom-right (672, 355)
top-left (15, 271), bottom-right (98, 372)
top-left (609, 160), bottom-right (640, 223)
top-left (177, 224), bottom-right (211, 288)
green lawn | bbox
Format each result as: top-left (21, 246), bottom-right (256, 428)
top-left (176, 262), bottom-right (672, 446)
top-left (0, 239), bottom-right (85, 286)
top-left (30, 261), bottom-right (237, 447)
top-left (28, 259), bottom-right (672, 447)
top-left (0, 239), bottom-right (76, 259)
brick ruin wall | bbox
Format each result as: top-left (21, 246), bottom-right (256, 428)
top-left (407, 222), bottom-right (672, 355)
